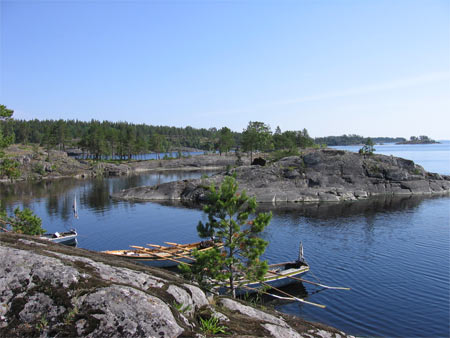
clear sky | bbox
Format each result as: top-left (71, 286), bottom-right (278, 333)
top-left (1, 0), bottom-right (449, 139)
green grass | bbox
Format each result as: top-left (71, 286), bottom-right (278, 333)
top-left (35, 315), bottom-right (48, 332)
top-left (199, 316), bottom-right (228, 334)
top-left (172, 301), bottom-right (192, 314)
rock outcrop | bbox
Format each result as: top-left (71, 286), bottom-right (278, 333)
top-left (0, 232), bottom-right (351, 337)
top-left (112, 149), bottom-right (450, 203)
top-left (1, 145), bottom-right (245, 182)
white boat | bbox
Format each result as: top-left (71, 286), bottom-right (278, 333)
top-left (218, 259), bottom-right (310, 296)
top-left (40, 229), bottom-right (78, 245)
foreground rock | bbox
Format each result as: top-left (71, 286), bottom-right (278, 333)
top-left (112, 149), bottom-right (450, 203)
top-left (0, 232), bottom-right (351, 337)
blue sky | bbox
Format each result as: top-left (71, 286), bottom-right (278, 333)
top-left (1, 0), bottom-right (449, 139)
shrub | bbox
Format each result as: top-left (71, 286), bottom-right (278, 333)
top-left (269, 148), bottom-right (299, 162)
top-left (33, 163), bottom-right (45, 175)
top-left (0, 158), bottom-right (20, 180)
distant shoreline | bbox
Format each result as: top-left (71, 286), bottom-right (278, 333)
top-left (396, 140), bottom-right (440, 145)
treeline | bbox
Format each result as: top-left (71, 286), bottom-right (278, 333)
top-left (3, 114), bottom-right (412, 162)
top-left (4, 119), bottom-right (241, 159)
top-left (314, 135), bottom-right (406, 146)
top-left (397, 135), bottom-right (438, 144)
top-left (3, 119), bottom-right (318, 161)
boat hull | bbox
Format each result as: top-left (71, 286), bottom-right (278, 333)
top-left (102, 241), bottom-right (221, 268)
top-left (40, 230), bottom-right (78, 245)
top-left (218, 261), bottom-right (310, 296)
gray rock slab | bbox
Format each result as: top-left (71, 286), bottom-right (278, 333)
top-left (219, 298), bottom-right (288, 328)
top-left (112, 149), bottom-right (450, 204)
top-left (80, 285), bottom-right (183, 337)
top-left (49, 251), bottom-right (166, 289)
top-left (262, 323), bottom-right (302, 338)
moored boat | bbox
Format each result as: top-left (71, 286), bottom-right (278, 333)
top-left (218, 259), bottom-right (310, 296)
top-left (102, 240), bottom-right (221, 268)
top-left (40, 229), bottom-right (78, 245)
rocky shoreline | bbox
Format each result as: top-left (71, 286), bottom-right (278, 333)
top-left (0, 145), bottom-right (245, 183)
top-left (0, 232), bottom-right (353, 337)
top-left (112, 149), bottom-right (450, 204)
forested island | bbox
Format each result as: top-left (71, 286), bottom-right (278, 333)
top-left (314, 135), bottom-right (406, 146)
top-left (0, 104), bottom-right (440, 182)
top-left (396, 136), bottom-right (439, 144)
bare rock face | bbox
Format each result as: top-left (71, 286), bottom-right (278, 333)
top-left (1, 148), bottom-right (246, 182)
top-left (0, 233), bottom-right (353, 337)
top-left (112, 149), bottom-right (450, 204)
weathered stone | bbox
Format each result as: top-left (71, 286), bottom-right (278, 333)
top-left (49, 251), bottom-right (166, 289)
top-left (400, 180), bottom-right (432, 194)
top-left (112, 149), bottom-right (450, 204)
top-left (1, 150), bottom-right (249, 183)
top-left (19, 293), bottom-right (65, 323)
top-left (0, 233), bottom-right (355, 337)
top-left (183, 284), bottom-right (209, 308)
top-left (167, 285), bottom-right (196, 316)
top-left (211, 309), bottom-right (229, 322)
top-left (262, 323), bottom-right (302, 338)
top-left (18, 238), bottom-right (47, 246)
top-left (218, 298), bottom-right (289, 328)
top-left (80, 285), bottom-right (183, 337)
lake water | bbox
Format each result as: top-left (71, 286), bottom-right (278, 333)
top-left (1, 143), bottom-right (449, 337)
top-left (331, 141), bottom-right (450, 175)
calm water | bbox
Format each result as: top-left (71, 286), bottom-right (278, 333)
top-left (331, 140), bottom-right (450, 175)
top-left (1, 144), bottom-right (449, 337)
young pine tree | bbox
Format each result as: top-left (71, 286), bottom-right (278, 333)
top-left (0, 206), bottom-right (45, 235)
top-left (181, 176), bottom-right (272, 298)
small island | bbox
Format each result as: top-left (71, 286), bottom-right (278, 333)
top-left (112, 148), bottom-right (450, 204)
top-left (396, 135), bottom-right (440, 145)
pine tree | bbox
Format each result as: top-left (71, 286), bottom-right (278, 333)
top-left (0, 207), bottom-right (45, 235)
top-left (359, 137), bottom-right (375, 156)
top-left (0, 105), bottom-right (20, 180)
top-left (0, 105), bottom-right (14, 155)
top-left (181, 176), bottom-right (272, 297)
top-left (218, 127), bottom-right (234, 155)
top-left (241, 121), bottom-right (272, 162)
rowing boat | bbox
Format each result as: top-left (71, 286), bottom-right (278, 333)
top-left (101, 240), bottom-right (221, 267)
top-left (218, 259), bottom-right (310, 296)
top-left (39, 229), bottom-right (78, 245)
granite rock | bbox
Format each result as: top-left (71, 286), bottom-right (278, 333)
top-left (112, 149), bottom-right (450, 204)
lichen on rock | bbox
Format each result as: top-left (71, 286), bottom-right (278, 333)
top-left (1, 232), bottom-right (354, 337)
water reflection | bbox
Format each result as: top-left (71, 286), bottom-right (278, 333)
top-left (81, 178), bottom-right (112, 214)
top-left (0, 179), bottom-right (80, 206)
top-left (0, 171), bottom-right (218, 215)
top-left (0, 170), bottom-right (448, 337)
top-left (158, 194), bottom-right (439, 220)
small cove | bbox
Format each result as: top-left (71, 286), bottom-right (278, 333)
top-left (1, 143), bottom-right (449, 337)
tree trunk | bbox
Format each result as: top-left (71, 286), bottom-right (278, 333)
top-left (230, 274), bottom-right (236, 298)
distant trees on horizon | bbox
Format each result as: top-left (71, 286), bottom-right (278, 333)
top-left (314, 135), bottom-right (406, 146)
top-left (1, 112), bottom-right (416, 161)
top-left (4, 118), bottom-right (320, 160)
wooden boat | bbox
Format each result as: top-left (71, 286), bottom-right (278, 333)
top-left (101, 240), bottom-right (222, 268)
top-left (39, 229), bottom-right (78, 245)
top-left (218, 259), bottom-right (310, 296)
